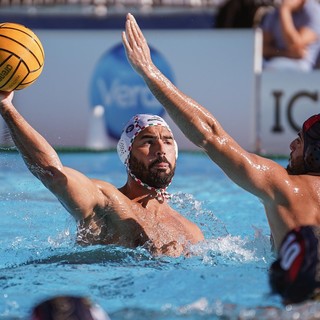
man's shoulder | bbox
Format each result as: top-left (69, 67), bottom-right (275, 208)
top-left (92, 178), bottom-right (119, 190)
top-left (92, 178), bottom-right (130, 202)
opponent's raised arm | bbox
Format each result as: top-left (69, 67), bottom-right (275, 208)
top-left (122, 13), bottom-right (285, 200)
top-left (122, 13), bottom-right (222, 152)
top-left (0, 91), bottom-right (102, 220)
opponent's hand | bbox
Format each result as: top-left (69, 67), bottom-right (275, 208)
top-left (122, 13), bottom-right (154, 76)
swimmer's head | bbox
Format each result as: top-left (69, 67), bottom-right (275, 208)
top-left (302, 114), bottom-right (320, 173)
top-left (117, 114), bottom-right (178, 200)
top-left (31, 295), bottom-right (110, 320)
top-left (269, 226), bottom-right (320, 304)
top-left (117, 114), bottom-right (178, 168)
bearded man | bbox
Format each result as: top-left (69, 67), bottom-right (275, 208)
top-left (0, 91), bottom-right (204, 257)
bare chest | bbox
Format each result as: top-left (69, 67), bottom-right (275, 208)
top-left (77, 203), bottom-right (202, 256)
top-left (138, 208), bottom-right (195, 240)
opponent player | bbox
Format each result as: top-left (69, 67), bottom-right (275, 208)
top-left (122, 13), bottom-right (320, 252)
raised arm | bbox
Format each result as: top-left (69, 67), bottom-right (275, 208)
top-left (122, 13), bottom-right (287, 200)
top-left (122, 14), bottom-right (229, 153)
top-left (0, 91), bottom-right (104, 220)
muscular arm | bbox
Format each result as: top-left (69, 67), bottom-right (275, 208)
top-left (0, 91), bottom-right (104, 220)
top-left (122, 13), bottom-right (286, 201)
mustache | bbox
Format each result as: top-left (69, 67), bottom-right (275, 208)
top-left (149, 156), bottom-right (170, 168)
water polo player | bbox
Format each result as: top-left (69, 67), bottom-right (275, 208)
top-left (0, 91), bottom-right (204, 257)
top-left (122, 12), bottom-right (320, 254)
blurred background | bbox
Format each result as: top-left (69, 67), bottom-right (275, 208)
top-left (1, 0), bottom-right (320, 156)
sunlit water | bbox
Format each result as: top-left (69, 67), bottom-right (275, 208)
top-left (1, 150), bottom-right (319, 319)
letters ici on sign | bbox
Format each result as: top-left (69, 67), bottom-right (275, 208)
top-left (271, 90), bottom-right (319, 133)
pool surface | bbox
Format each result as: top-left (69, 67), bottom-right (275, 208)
top-left (1, 150), bottom-right (319, 319)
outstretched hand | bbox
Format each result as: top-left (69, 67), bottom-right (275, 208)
top-left (122, 13), bottom-right (154, 77)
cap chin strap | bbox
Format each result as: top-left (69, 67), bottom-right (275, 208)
top-left (128, 170), bottom-right (172, 201)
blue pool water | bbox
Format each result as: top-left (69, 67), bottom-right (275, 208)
top-left (0, 150), bottom-right (319, 319)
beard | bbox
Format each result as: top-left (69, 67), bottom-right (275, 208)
top-left (129, 155), bottom-right (175, 189)
top-left (286, 157), bottom-right (306, 175)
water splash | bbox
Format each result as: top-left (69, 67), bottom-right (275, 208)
top-left (170, 192), bottom-right (229, 238)
top-left (189, 235), bottom-right (258, 264)
top-left (170, 192), bottom-right (272, 264)
top-left (109, 299), bottom-right (320, 320)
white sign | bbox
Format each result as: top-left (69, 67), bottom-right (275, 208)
top-left (259, 71), bottom-right (320, 155)
top-left (0, 29), bottom-right (258, 153)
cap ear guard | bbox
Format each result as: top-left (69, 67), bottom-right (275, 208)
top-left (117, 138), bottom-right (130, 166)
top-left (303, 114), bottom-right (320, 173)
top-left (304, 141), bottom-right (320, 173)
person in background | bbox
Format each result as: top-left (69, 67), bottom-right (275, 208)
top-left (260, 0), bottom-right (320, 71)
top-left (122, 13), bottom-right (320, 253)
top-left (269, 225), bottom-right (320, 304)
top-left (215, 0), bottom-right (274, 28)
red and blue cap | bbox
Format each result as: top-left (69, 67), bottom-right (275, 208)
top-left (269, 226), bottom-right (320, 304)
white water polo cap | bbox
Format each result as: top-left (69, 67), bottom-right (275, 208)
top-left (117, 114), bottom-right (178, 167)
